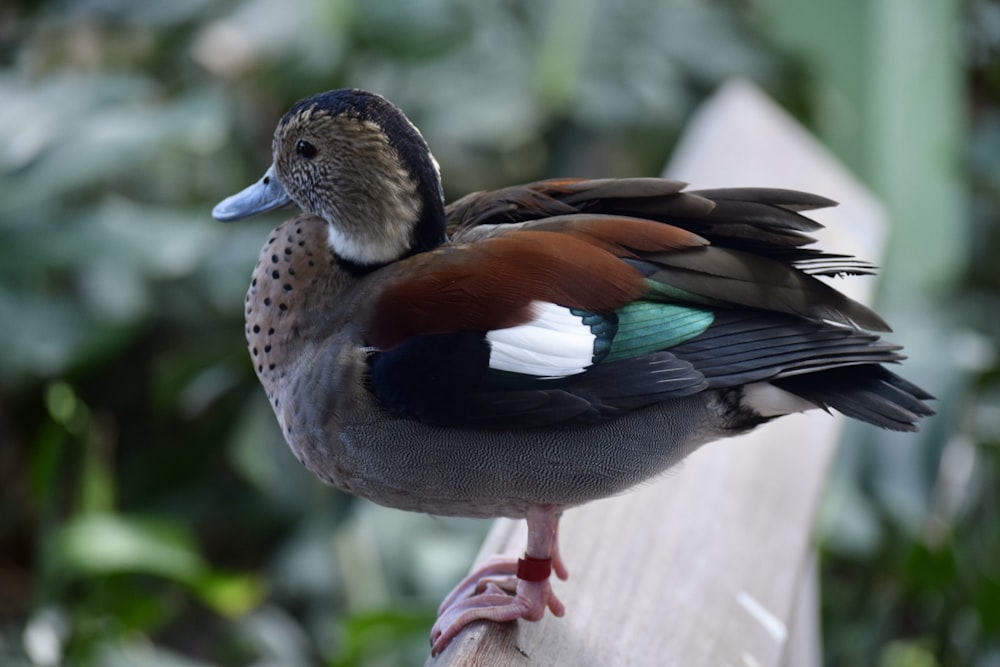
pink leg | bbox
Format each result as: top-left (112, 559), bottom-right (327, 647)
top-left (430, 505), bottom-right (569, 656)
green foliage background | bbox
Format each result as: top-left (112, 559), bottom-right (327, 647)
top-left (0, 1), bottom-right (996, 665)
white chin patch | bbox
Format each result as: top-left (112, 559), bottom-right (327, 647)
top-left (327, 223), bottom-right (409, 265)
top-left (742, 382), bottom-right (819, 417)
top-left (486, 302), bottom-right (596, 378)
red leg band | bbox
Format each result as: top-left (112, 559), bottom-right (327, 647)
top-left (517, 555), bottom-right (552, 582)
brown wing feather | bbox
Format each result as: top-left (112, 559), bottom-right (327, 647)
top-left (445, 178), bottom-right (841, 261)
top-left (367, 217), bottom-right (709, 350)
top-left (645, 246), bottom-right (891, 331)
top-left (389, 180), bottom-right (887, 356)
top-left (449, 209), bottom-right (711, 247)
top-left (445, 177), bottom-right (709, 232)
top-left (504, 214), bottom-right (709, 253)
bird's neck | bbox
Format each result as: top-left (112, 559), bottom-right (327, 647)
top-left (408, 189), bottom-right (448, 254)
top-left (330, 202), bottom-right (445, 278)
top-left (324, 170), bottom-right (447, 273)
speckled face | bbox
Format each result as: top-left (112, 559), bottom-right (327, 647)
top-left (270, 101), bottom-right (427, 266)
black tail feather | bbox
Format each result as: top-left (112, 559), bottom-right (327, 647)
top-left (774, 365), bottom-right (935, 432)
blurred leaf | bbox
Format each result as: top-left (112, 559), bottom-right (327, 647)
top-left (233, 607), bottom-right (314, 667)
top-left (78, 417), bottom-right (116, 515)
top-left (905, 542), bottom-right (957, 592)
top-left (332, 608), bottom-right (438, 667)
top-left (267, 512), bottom-right (345, 604)
top-left (975, 576), bottom-right (1000, 634)
top-left (355, 0), bottom-right (472, 59)
top-left (95, 642), bottom-right (217, 667)
top-left (818, 470), bottom-right (882, 556)
top-left (21, 606), bottom-right (69, 667)
top-left (227, 392), bottom-right (322, 512)
top-left (190, 571), bottom-right (265, 618)
top-left (28, 420), bottom-right (66, 502)
top-left (57, 0), bottom-right (217, 28)
top-left (55, 513), bottom-right (265, 619)
top-left (0, 290), bottom-right (107, 384)
top-left (55, 513), bottom-right (206, 582)
top-left (44, 381), bottom-right (88, 434)
top-left (25, 199), bottom-right (222, 280)
top-left (0, 76), bottom-right (229, 212)
top-left (878, 641), bottom-right (940, 667)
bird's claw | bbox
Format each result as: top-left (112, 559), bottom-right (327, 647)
top-left (430, 560), bottom-right (565, 656)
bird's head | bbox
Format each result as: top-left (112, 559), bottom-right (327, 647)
top-left (213, 89), bottom-right (446, 268)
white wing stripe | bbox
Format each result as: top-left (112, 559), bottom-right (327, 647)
top-left (486, 302), bottom-right (596, 377)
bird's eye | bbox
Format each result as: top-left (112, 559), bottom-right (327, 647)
top-left (296, 139), bottom-right (318, 160)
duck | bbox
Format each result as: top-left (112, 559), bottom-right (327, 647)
top-left (212, 88), bottom-right (933, 656)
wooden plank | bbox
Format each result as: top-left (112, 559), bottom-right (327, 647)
top-left (428, 80), bottom-right (887, 667)
top-left (781, 550), bottom-right (822, 667)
